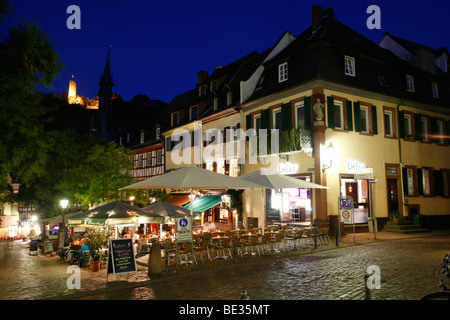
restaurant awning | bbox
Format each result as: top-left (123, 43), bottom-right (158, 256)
top-left (182, 195), bottom-right (222, 213)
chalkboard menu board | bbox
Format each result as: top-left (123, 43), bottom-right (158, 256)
top-left (107, 238), bottom-right (137, 280)
top-left (44, 240), bottom-right (54, 255)
top-left (266, 208), bottom-right (280, 223)
top-left (29, 240), bottom-right (38, 255)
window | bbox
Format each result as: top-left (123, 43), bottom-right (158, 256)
top-left (360, 106), bottom-right (370, 133)
top-left (199, 85), bottom-right (206, 96)
top-left (406, 75), bottom-right (414, 92)
top-left (147, 152), bottom-right (152, 166)
top-left (334, 100), bottom-right (344, 130)
top-left (171, 112), bottom-right (179, 126)
top-left (227, 92), bottom-right (232, 106)
top-left (344, 56), bottom-right (355, 76)
top-left (294, 102), bottom-right (305, 129)
top-left (157, 150), bottom-right (162, 165)
top-left (384, 110), bottom-right (393, 137)
top-left (213, 98), bottom-right (218, 111)
top-left (404, 113), bottom-right (413, 137)
top-left (406, 167), bottom-right (416, 196)
top-left (443, 170), bottom-right (449, 197)
top-left (437, 120), bottom-right (445, 144)
top-left (254, 114), bottom-right (261, 131)
top-left (140, 132), bottom-right (145, 143)
top-left (273, 108), bottom-right (282, 130)
top-left (138, 154), bottom-right (143, 168)
top-left (156, 126), bottom-right (160, 140)
top-left (432, 82), bottom-right (439, 98)
top-left (211, 81), bottom-right (217, 92)
top-left (190, 105), bottom-right (198, 121)
top-left (421, 116), bottom-right (429, 142)
top-left (278, 62), bottom-right (288, 82)
top-left (422, 168), bottom-right (432, 196)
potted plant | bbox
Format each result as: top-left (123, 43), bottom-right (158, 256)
top-left (392, 209), bottom-right (400, 222)
top-left (84, 227), bottom-right (110, 272)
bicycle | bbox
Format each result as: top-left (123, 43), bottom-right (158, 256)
top-left (420, 253), bottom-right (450, 300)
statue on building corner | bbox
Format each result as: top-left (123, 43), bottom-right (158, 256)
top-left (313, 98), bottom-right (324, 121)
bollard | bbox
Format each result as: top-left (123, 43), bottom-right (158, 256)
top-left (148, 242), bottom-right (163, 275)
top-left (163, 239), bottom-right (169, 272)
top-left (364, 272), bottom-right (371, 300)
top-left (240, 291), bottom-right (250, 300)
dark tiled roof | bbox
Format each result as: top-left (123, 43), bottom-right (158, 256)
top-left (247, 13), bottom-right (450, 109)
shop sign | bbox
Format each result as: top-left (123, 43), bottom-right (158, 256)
top-left (278, 162), bottom-right (299, 175)
top-left (346, 160), bottom-right (366, 173)
top-left (177, 232), bottom-right (192, 242)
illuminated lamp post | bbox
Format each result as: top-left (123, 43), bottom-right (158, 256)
top-left (59, 199), bottom-right (69, 248)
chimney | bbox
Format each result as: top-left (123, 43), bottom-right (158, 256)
top-left (312, 5), bottom-right (322, 33)
top-left (198, 70), bottom-right (209, 84)
top-left (323, 8), bottom-right (334, 20)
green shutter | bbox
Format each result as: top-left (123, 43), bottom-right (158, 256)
top-left (327, 96), bottom-right (335, 129)
top-left (402, 167), bottom-right (408, 195)
top-left (353, 102), bottom-right (361, 132)
top-left (246, 114), bottom-right (251, 130)
top-left (261, 108), bottom-right (270, 130)
top-left (304, 96), bottom-right (312, 130)
top-left (430, 117), bottom-right (438, 143)
top-left (346, 100), bottom-right (353, 131)
top-left (434, 170), bottom-right (443, 196)
top-left (281, 102), bottom-right (292, 131)
top-left (398, 111), bottom-right (405, 139)
top-left (414, 113), bottom-right (422, 141)
top-left (417, 168), bottom-right (423, 196)
top-left (371, 105), bottom-right (378, 134)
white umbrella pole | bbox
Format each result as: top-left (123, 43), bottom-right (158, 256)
top-left (261, 189), bottom-right (265, 236)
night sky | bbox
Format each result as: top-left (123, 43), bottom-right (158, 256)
top-left (3, 0), bottom-right (450, 104)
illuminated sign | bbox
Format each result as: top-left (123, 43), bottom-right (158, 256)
top-left (346, 160), bottom-right (366, 173)
top-left (278, 162), bottom-right (299, 175)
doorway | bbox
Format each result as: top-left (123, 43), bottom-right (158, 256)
top-left (387, 179), bottom-right (399, 215)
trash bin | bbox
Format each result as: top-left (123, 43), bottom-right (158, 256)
top-left (368, 217), bottom-right (377, 233)
top-left (412, 214), bottom-right (419, 225)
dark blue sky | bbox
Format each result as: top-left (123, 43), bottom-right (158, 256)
top-left (3, 0), bottom-right (450, 103)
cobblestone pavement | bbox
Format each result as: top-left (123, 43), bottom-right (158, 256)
top-left (1, 231), bottom-right (450, 301)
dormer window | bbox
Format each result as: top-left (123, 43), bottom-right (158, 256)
top-left (140, 132), bottom-right (145, 143)
top-left (211, 81), bottom-right (218, 92)
top-left (190, 105), bottom-right (198, 121)
top-left (278, 62), bottom-right (288, 82)
top-left (156, 126), bottom-right (160, 140)
top-left (199, 85), bottom-right (206, 96)
top-left (171, 112), bottom-right (179, 126)
top-left (345, 56), bottom-right (355, 76)
top-left (213, 98), bottom-right (218, 111)
top-left (432, 82), bottom-right (439, 98)
top-left (227, 92), bottom-right (232, 106)
top-left (406, 75), bottom-right (415, 92)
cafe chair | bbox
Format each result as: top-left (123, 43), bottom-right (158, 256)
top-left (294, 229), bottom-right (304, 248)
top-left (244, 235), bottom-right (260, 256)
top-left (178, 242), bottom-right (197, 266)
top-left (320, 227), bottom-right (330, 245)
top-left (269, 232), bottom-right (284, 253)
top-left (302, 228), bottom-right (314, 247)
top-left (194, 238), bottom-right (212, 263)
top-left (257, 234), bottom-right (271, 255)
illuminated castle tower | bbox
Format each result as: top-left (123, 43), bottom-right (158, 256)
top-left (97, 47), bottom-right (114, 137)
top-left (68, 79), bottom-right (77, 103)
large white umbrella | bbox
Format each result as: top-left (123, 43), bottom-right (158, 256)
top-left (120, 166), bottom-right (264, 226)
top-left (237, 169), bottom-right (331, 233)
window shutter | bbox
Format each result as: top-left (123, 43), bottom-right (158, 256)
top-left (402, 167), bottom-right (408, 195)
top-left (398, 111), bottom-right (405, 139)
top-left (434, 170), bottom-right (443, 196)
top-left (304, 96), bottom-right (312, 130)
top-left (371, 105), bottom-right (378, 134)
top-left (353, 102), bottom-right (361, 132)
top-left (346, 100), bottom-right (353, 131)
top-left (414, 113), bottom-right (422, 141)
top-left (281, 102), bottom-right (292, 131)
top-left (430, 117), bottom-right (438, 143)
top-left (327, 96), bottom-right (335, 129)
top-left (246, 114), bottom-right (251, 130)
top-left (261, 108), bottom-right (270, 130)
top-left (417, 168), bottom-right (423, 196)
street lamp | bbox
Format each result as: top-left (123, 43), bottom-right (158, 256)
top-left (322, 142), bottom-right (336, 171)
top-left (59, 199), bottom-right (69, 248)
